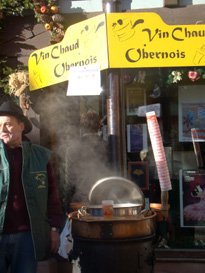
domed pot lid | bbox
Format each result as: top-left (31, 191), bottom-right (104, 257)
top-left (88, 176), bottom-right (144, 206)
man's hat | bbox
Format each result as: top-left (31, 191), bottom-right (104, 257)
top-left (0, 100), bottom-right (32, 134)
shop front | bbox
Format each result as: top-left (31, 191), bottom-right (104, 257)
top-left (28, 11), bottom-right (205, 253)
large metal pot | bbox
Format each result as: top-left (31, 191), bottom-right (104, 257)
top-left (71, 210), bottom-right (156, 239)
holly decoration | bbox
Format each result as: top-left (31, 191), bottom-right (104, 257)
top-left (32, 0), bottom-right (65, 44)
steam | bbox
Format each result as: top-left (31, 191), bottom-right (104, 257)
top-left (31, 85), bottom-right (114, 211)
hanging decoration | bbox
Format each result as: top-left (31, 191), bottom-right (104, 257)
top-left (167, 67), bottom-right (205, 85)
top-left (137, 70), bottom-right (146, 84)
top-left (150, 83), bottom-right (161, 99)
top-left (168, 70), bottom-right (183, 84)
top-left (32, 0), bottom-right (65, 44)
top-left (187, 70), bottom-right (201, 82)
top-left (132, 70), bottom-right (147, 84)
top-left (8, 71), bottom-right (31, 116)
top-left (8, 71), bottom-right (29, 97)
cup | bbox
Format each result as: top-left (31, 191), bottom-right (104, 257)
top-left (102, 200), bottom-right (114, 218)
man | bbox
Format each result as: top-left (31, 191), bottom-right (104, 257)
top-left (0, 100), bottom-right (63, 273)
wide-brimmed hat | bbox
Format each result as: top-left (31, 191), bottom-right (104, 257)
top-left (0, 100), bottom-right (32, 134)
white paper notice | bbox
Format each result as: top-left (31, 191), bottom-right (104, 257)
top-left (67, 65), bottom-right (102, 96)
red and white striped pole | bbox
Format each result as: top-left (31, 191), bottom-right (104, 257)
top-left (146, 111), bottom-right (172, 209)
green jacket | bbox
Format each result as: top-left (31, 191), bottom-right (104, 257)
top-left (0, 140), bottom-right (51, 260)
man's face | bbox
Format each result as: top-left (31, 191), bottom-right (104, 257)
top-left (0, 116), bottom-right (24, 148)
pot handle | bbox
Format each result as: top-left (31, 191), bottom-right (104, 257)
top-left (68, 206), bottom-right (88, 219)
top-left (67, 211), bottom-right (77, 219)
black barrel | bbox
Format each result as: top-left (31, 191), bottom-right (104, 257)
top-left (71, 234), bottom-right (155, 273)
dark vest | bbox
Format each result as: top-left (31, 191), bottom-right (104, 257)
top-left (0, 140), bottom-right (51, 260)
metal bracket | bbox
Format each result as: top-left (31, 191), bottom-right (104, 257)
top-left (100, 222), bottom-right (113, 238)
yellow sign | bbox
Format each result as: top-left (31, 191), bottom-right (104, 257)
top-left (29, 12), bottom-right (205, 91)
top-left (28, 14), bottom-right (108, 91)
top-left (106, 12), bottom-right (205, 68)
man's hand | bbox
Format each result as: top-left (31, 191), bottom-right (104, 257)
top-left (50, 229), bottom-right (60, 253)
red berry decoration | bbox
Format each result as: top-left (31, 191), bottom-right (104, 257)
top-left (40, 5), bottom-right (47, 14)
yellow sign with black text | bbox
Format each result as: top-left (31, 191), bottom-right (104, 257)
top-left (28, 14), bottom-right (108, 90)
top-left (106, 12), bottom-right (205, 68)
top-left (29, 12), bottom-right (205, 90)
